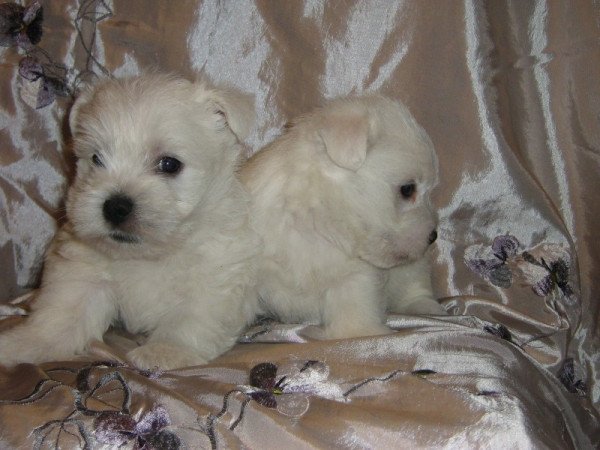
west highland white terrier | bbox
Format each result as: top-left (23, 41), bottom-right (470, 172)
top-left (0, 74), bottom-right (260, 369)
top-left (240, 95), bottom-right (445, 339)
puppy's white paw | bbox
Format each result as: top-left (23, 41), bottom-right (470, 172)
top-left (127, 343), bottom-right (207, 370)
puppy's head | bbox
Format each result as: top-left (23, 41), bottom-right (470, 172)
top-left (316, 95), bottom-right (438, 269)
top-left (66, 74), bottom-right (254, 258)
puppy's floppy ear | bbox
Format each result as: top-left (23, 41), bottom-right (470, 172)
top-left (196, 81), bottom-right (256, 141)
top-left (68, 83), bottom-right (96, 135)
top-left (319, 105), bottom-right (370, 171)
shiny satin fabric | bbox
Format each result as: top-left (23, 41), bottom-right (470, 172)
top-left (1, 1), bottom-right (599, 448)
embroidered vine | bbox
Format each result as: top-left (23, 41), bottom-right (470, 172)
top-left (0, 360), bottom-right (182, 449)
top-left (466, 235), bottom-right (586, 397)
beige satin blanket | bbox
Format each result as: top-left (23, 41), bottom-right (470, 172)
top-left (1, 1), bottom-right (599, 448)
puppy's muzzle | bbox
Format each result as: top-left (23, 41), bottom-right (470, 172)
top-left (103, 194), bottom-right (134, 226)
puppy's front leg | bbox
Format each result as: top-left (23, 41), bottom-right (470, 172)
top-left (322, 271), bottom-right (390, 339)
top-left (126, 312), bottom-right (240, 370)
top-left (0, 253), bottom-right (116, 366)
top-left (385, 258), bottom-right (446, 315)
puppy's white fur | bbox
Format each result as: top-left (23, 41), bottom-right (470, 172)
top-left (241, 95), bottom-right (445, 339)
top-left (0, 75), bottom-right (259, 369)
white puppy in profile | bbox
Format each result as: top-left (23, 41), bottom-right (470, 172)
top-left (240, 95), bottom-right (445, 339)
top-left (0, 74), bottom-right (259, 369)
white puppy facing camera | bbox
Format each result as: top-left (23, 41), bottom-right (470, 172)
top-left (241, 95), bottom-right (445, 339)
top-left (0, 74), bottom-right (259, 370)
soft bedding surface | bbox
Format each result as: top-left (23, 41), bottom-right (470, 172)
top-left (1, 1), bottom-right (599, 448)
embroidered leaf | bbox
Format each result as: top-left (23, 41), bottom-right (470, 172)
top-left (76, 371), bottom-right (131, 415)
top-left (516, 258), bottom-right (550, 290)
top-left (33, 419), bottom-right (91, 450)
top-left (488, 264), bottom-right (513, 288)
top-left (558, 358), bottom-right (587, 396)
top-left (517, 247), bottom-right (574, 299)
top-left (483, 324), bottom-right (512, 342)
top-left (532, 275), bottom-right (554, 297)
top-left (18, 56), bottom-right (44, 81)
top-left (548, 259), bottom-right (571, 294)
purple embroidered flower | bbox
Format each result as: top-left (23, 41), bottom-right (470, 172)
top-left (94, 412), bottom-right (138, 447)
top-left (18, 56), bottom-right (70, 108)
top-left (465, 235), bottom-right (520, 288)
top-left (245, 361), bottom-right (345, 417)
top-left (516, 244), bottom-right (574, 300)
top-left (94, 405), bottom-right (181, 450)
top-left (0, 1), bottom-right (43, 48)
top-left (492, 235), bottom-right (519, 261)
top-left (557, 358), bottom-right (587, 396)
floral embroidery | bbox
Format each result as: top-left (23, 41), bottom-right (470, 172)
top-left (197, 361), bottom-right (437, 449)
top-left (464, 235), bottom-right (519, 288)
top-left (199, 360), bottom-right (347, 449)
top-left (0, 360), bottom-right (183, 449)
top-left (0, 0), bottom-right (113, 109)
top-left (0, 1), bottom-right (43, 48)
top-left (480, 322), bottom-right (589, 399)
top-left (465, 235), bottom-right (576, 303)
top-left (557, 358), bottom-right (587, 396)
top-left (19, 56), bottom-right (69, 108)
top-left (516, 245), bottom-right (574, 301)
top-left (94, 405), bottom-right (181, 450)
top-left (242, 360), bottom-right (346, 416)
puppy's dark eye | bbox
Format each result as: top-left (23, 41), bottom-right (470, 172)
top-left (92, 154), bottom-right (104, 167)
top-left (399, 183), bottom-right (416, 199)
top-left (157, 156), bottom-right (183, 175)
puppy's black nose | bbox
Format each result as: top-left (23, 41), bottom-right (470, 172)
top-left (103, 194), bottom-right (134, 226)
top-left (428, 229), bottom-right (438, 245)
